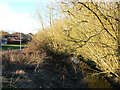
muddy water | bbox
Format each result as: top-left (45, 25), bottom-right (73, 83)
top-left (87, 75), bottom-right (112, 88)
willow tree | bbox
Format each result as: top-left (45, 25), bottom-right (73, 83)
top-left (59, 0), bottom-right (120, 87)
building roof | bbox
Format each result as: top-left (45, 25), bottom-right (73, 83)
top-left (4, 35), bottom-right (18, 38)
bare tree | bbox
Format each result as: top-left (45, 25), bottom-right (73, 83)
top-left (60, 1), bottom-right (120, 87)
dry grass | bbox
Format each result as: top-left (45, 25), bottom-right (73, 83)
top-left (2, 42), bottom-right (88, 88)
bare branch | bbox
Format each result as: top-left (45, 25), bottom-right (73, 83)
top-left (91, 2), bottom-right (118, 39)
top-left (37, 9), bottom-right (45, 30)
top-left (77, 2), bottom-right (117, 41)
top-left (101, 54), bottom-right (118, 58)
top-left (65, 29), bottom-right (103, 48)
top-left (63, 10), bottom-right (76, 18)
top-left (107, 15), bottom-right (120, 22)
top-left (88, 41), bottom-right (117, 51)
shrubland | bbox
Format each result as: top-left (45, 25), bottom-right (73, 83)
top-left (33, 1), bottom-right (120, 88)
top-left (2, 0), bottom-right (120, 88)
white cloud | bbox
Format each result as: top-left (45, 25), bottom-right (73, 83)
top-left (0, 0), bottom-right (56, 3)
top-left (0, 3), bottom-right (41, 34)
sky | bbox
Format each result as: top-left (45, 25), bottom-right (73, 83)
top-left (0, 0), bottom-right (57, 34)
top-left (0, 0), bottom-right (117, 34)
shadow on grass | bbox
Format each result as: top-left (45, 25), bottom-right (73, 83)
top-left (2, 46), bottom-right (25, 50)
top-left (2, 44), bottom-right (25, 50)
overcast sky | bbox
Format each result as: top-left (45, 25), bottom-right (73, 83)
top-left (0, 0), bottom-right (57, 34)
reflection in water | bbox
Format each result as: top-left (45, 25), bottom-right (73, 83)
top-left (87, 75), bottom-right (112, 88)
top-left (70, 54), bottom-right (112, 88)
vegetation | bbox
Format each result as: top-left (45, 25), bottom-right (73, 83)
top-left (33, 1), bottom-right (120, 88)
top-left (2, 44), bottom-right (25, 50)
top-left (2, 0), bottom-right (120, 88)
top-left (57, 1), bottom-right (120, 88)
top-left (2, 83), bottom-right (18, 89)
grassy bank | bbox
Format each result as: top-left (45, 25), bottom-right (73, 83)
top-left (2, 44), bottom-right (25, 50)
top-left (2, 48), bottom-right (88, 88)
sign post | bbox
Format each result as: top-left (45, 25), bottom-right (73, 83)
top-left (20, 32), bottom-right (21, 50)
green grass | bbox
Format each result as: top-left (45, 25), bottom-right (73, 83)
top-left (2, 44), bottom-right (25, 50)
